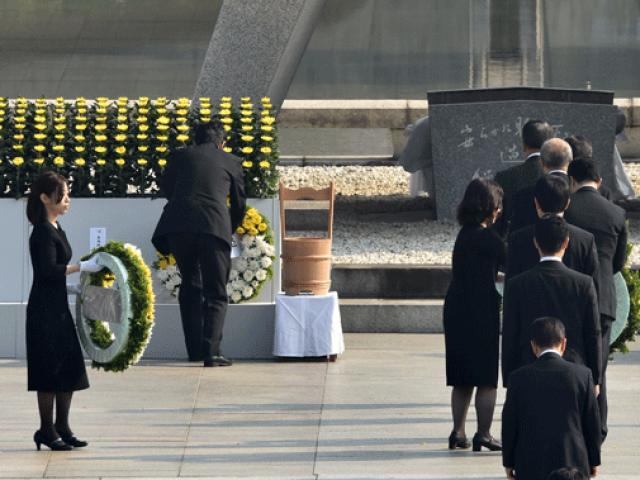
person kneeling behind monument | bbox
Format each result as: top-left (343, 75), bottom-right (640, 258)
top-left (501, 215), bottom-right (602, 389)
top-left (502, 317), bottom-right (601, 480)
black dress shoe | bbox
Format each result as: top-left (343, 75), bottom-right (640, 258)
top-left (204, 355), bottom-right (233, 367)
top-left (472, 433), bottom-right (502, 452)
top-left (448, 431), bottom-right (471, 449)
top-left (33, 430), bottom-right (72, 451)
top-left (60, 434), bottom-right (88, 448)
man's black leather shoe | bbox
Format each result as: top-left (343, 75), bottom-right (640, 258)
top-left (204, 355), bottom-right (233, 367)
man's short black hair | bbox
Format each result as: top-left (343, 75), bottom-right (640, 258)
top-left (194, 120), bottom-right (226, 146)
top-left (534, 214), bottom-right (569, 255)
top-left (567, 158), bottom-right (601, 184)
top-left (534, 175), bottom-right (570, 214)
top-left (522, 120), bottom-right (555, 150)
top-left (531, 317), bottom-right (566, 350)
top-left (546, 466), bottom-right (587, 480)
top-left (564, 135), bottom-right (593, 160)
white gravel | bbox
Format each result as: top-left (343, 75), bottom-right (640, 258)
top-left (279, 165), bottom-right (640, 266)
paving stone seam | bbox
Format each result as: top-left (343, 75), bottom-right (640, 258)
top-left (178, 367), bottom-right (204, 476)
top-left (311, 362), bottom-right (329, 480)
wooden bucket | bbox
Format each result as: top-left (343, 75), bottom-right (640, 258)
top-left (279, 182), bottom-right (335, 296)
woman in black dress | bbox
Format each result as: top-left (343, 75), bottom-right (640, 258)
top-left (26, 172), bottom-right (103, 451)
top-left (443, 178), bottom-right (506, 452)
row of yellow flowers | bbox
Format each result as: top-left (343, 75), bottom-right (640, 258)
top-left (0, 96), bottom-right (279, 198)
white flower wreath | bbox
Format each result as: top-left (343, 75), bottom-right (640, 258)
top-left (153, 206), bottom-right (276, 304)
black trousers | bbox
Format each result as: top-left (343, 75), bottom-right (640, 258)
top-left (599, 314), bottom-right (614, 442)
top-left (168, 232), bottom-right (231, 360)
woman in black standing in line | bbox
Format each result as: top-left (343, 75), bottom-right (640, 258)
top-left (26, 172), bottom-right (103, 451)
top-left (443, 178), bottom-right (506, 452)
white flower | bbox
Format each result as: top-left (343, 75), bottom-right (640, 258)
top-left (241, 236), bottom-right (254, 248)
top-left (255, 270), bottom-right (267, 281)
top-left (124, 243), bottom-right (142, 258)
top-left (157, 269), bottom-right (168, 281)
top-left (249, 260), bottom-right (260, 271)
top-left (243, 270), bottom-right (254, 281)
top-left (232, 279), bottom-right (244, 290)
top-left (231, 291), bottom-right (242, 302)
top-left (226, 284), bottom-right (234, 295)
top-left (236, 259), bottom-right (248, 271)
top-left (252, 280), bottom-right (260, 287)
top-left (165, 282), bottom-right (174, 292)
top-left (174, 287), bottom-right (180, 297)
top-left (229, 269), bottom-right (238, 280)
top-left (166, 264), bottom-right (177, 275)
top-left (260, 257), bottom-right (272, 268)
top-left (242, 286), bottom-right (254, 298)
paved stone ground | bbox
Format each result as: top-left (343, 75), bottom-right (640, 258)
top-left (1, 334), bottom-right (638, 479)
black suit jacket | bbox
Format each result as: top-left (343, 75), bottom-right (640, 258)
top-left (493, 153), bottom-right (544, 237)
top-left (505, 221), bottom-right (600, 297)
top-left (502, 261), bottom-right (602, 387)
top-left (508, 170), bottom-right (568, 236)
top-left (564, 186), bottom-right (627, 320)
top-left (502, 353), bottom-right (601, 480)
top-left (152, 143), bottom-right (247, 255)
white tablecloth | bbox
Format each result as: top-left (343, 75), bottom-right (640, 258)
top-left (274, 292), bottom-right (345, 357)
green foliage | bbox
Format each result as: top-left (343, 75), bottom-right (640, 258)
top-left (81, 241), bottom-right (154, 372)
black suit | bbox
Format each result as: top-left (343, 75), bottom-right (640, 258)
top-left (564, 185), bottom-right (627, 440)
top-left (152, 143), bottom-right (246, 360)
top-left (502, 353), bottom-right (601, 480)
top-left (508, 170), bottom-right (568, 236)
top-left (505, 221), bottom-right (600, 296)
top-left (493, 153), bottom-right (544, 237)
top-left (502, 260), bottom-right (602, 388)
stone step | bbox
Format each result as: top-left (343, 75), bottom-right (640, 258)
top-left (278, 127), bottom-right (395, 166)
top-left (331, 265), bottom-right (451, 299)
top-left (338, 298), bottom-right (444, 333)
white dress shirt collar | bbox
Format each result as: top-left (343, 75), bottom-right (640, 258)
top-left (540, 256), bottom-right (562, 262)
top-left (540, 349), bottom-right (561, 357)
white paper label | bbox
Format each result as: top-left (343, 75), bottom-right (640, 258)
top-left (90, 227), bottom-right (106, 251)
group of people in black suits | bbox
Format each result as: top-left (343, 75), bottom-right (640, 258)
top-left (443, 119), bottom-right (628, 480)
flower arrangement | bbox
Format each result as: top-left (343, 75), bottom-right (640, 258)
top-left (152, 206), bottom-right (276, 304)
top-left (611, 239), bottom-right (640, 354)
top-left (0, 96), bottom-right (279, 199)
top-left (80, 241), bottom-right (155, 372)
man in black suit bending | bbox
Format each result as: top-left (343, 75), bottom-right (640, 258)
top-left (505, 175), bottom-right (600, 294)
top-left (494, 120), bottom-right (555, 237)
top-left (564, 135), bottom-right (612, 200)
top-left (508, 138), bottom-right (572, 235)
top-left (502, 215), bottom-right (602, 388)
top-left (152, 121), bottom-right (247, 367)
top-left (502, 317), bottom-right (601, 480)
top-left (565, 158), bottom-right (627, 441)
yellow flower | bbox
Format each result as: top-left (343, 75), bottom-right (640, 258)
top-left (199, 108), bottom-right (211, 115)
top-left (138, 145), bottom-right (148, 152)
top-left (241, 125), bottom-right (253, 131)
top-left (55, 108), bottom-right (65, 114)
top-left (34, 115), bottom-right (47, 123)
top-left (178, 97), bottom-right (189, 105)
top-left (263, 104), bottom-right (273, 109)
top-left (261, 147), bottom-right (271, 154)
top-left (77, 108), bottom-right (87, 114)
top-left (118, 107), bottom-right (128, 114)
top-left (34, 158), bottom-right (45, 165)
top-left (75, 146), bottom-right (85, 153)
top-left (13, 134), bottom-right (24, 141)
top-left (96, 108), bottom-right (108, 114)
top-left (159, 259), bottom-right (168, 270)
top-left (118, 115), bottom-right (128, 123)
top-left (34, 133), bottom-right (46, 140)
top-left (137, 116), bottom-right (147, 123)
top-left (261, 125), bottom-right (273, 132)
top-left (117, 124), bottom-right (128, 131)
top-left (15, 124), bottom-right (26, 130)
top-left (54, 116), bottom-right (66, 123)
top-left (0, 110), bottom-right (4, 116)
top-left (156, 108), bottom-right (167, 114)
top-left (262, 117), bottom-right (275, 125)
top-left (221, 96), bottom-right (232, 102)
top-left (54, 156), bottom-right (65, 166)
top-left (242, 161), bottom-right (253, 168)
top-left (241, 109), bottom-right (253, 116)
top-left (176, 116), bottom-right (188, 124)
top-left (14, 116), bottom-right (26, 123)
top-left (74, 134), bottom-right (85, 142)
top-left (76, 115), bottom-right (87, 122)
top-left (241, 135), bottom-right (254, 142)
top-left (220, 117), bottom-right (233, 124)
top-left (76, 96), bottom-right (86, 104)
top-left (115, 134), bottom-right (127, 142)
top-left (220, 102), bottom-right (232, 109)
top-left (34, 145), bottom-right (46, 152)
top-left (118, 96), bottom-right (128, 103)
top-left (158, 159), bottom-right (167, 167)
top-left (177, 134), bottom-right (189, 142)
top-left (75, 158), bottom-right (86, 166)
top-left (13, 157), bottom-right (24, 166)
top-left (54, 124), bottom-right (66, 131)
top-left (200, 117), bottom-right (211, 122)
top-left (157, 125), bottom-right (169, 131)
top-left (156, 146), bottom-right (167, 153)
top-left (53, 145), bottom-right (65, 152)
top-left (137, 134), bottom-right (148, 140)
top-left (261, 110), bottom-right (271, 116)
top-left (137, 158), bottom-right (148, 165)
top-left (115, 158), bottom-right (125, 166)
top-left (249, 228), bottom-right (258, 236)
top-left (95, 146), bottom-right (107, 154)
top-left (242, 103), bottom-right (253, 109)
top-left (242, 147), bottom-right (253, 154)
top-left (55, 134), bottom-right (65, 141)
top-left (75, 124), bottom-right (87, 131)
top-left (139, 124), bottom-right (149, 132)
top-left (56, 96), bottom-right (64, 103)
top-left (116, 146), bottom-right (126, 154)
top-left (176, 124), bottom-right (189, 132)
top-left (223, 125), bottom-right (231, 132)
top-left (236, 227), bottom-right (245, 234)
top-left (156, 97), bottom-right (167, 104)
top-left (176, 109), bottom-right (188, 116)
top-left (259, 161), bottom-right (270, 168)
top-left (138, 108), bottom-right (149, 115)
top-left (261, 135), bottom-right (274, 142)
top-left (96, 116), bottom-right (107, 123)
top-left (139, 96), bottom-right (149, 106)
top-left (16, 108), bottom-right (26, 115)
top-left (97, 159), bottom-right (106, 166)
top-left (199, 97), bottom-right (210, 103)
top-left (33, 123), bottom-right (46, 131)
top-left (95, 124), bottom-right (107, 131)
top-left (95, 134), bottom-right (107, 142)
top-left (240, 118), bottom-right (253, 124)
top-left (157, 135), bottom-right (168, 142)
top-left (157, 116), bottom-right (170, 124)
top-left (168, 255), bottom-right (176, 265)
top-left (241, 97), bottom-right (250, 102)
top-left (261, 97), bottom-right (271, 103)
top-left (258, 223), bottom-right (267, 232)
top-left (223, 147), bottom-right (232, 152)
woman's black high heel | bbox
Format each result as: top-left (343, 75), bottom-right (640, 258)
top-left (472, 433), bottom-right (502, 451)
top-left (60, 434), bottom-right (88, 448)
top-left (34, 431), bottom-right (72, 451)
top-left (448, 431), bottom-right (471, 449)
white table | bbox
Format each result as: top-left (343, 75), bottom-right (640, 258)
top-left (274, 292), bottom-right (345, 360)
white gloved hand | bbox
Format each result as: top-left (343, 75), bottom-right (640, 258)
top-left (66, 283), bottom-right (83, 295)
top-left (79, 256), bottom-right (104, 273)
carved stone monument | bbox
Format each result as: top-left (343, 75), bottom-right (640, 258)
top-left (193, 0), bottom-right (327, 109)
top-left (427, 87), bottom-right (617, 220)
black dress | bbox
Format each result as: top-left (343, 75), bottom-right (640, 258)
top-left (443, 224), bottom-right (506, 387)
top-left (26, 222), bottom-right (89, 392)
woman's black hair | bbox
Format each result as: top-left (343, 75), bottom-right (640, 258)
top-left (26, 171), bottom-right (68, 225)
top-left (456, 178), bottom-right (503, 226)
